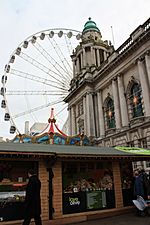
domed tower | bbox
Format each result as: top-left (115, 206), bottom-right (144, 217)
top-left (66, 18), bottom-right (114, 137)
top-left (71, 18), bottom-right (114, 81)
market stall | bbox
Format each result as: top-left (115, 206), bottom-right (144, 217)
top-left (62, 161), bottom-right (115, 214)
top-left (0, 160), bottom-right (38, 222)
top-left (0, 143), bottom-right (150, 225)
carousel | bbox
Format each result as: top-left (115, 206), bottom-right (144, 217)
top-left (11, 108), bottom-right (90, 146)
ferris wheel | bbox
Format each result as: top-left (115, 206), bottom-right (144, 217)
top-left (1, 28), bottom-right (81, 135)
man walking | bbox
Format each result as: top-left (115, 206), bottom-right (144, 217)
top-left (22, 169), bottom-right (42, 225)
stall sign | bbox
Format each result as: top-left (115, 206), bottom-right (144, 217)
top-left (86, 190), bottom-right (106, 209)
top-left (69, 197), bottom-right (80, 206)
top-left (63, 192), bottom-right (86, 214)
top-left (115, 146), bottom-right (150, 155)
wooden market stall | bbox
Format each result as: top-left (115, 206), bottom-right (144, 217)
top-left (0, 143), bottom-right (150, 224)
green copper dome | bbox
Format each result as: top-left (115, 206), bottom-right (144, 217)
top-left (83, 17), bottom-right (100, 33)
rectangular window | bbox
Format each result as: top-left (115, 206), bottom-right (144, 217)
top-left (78, 101), bottom-right (83, 116)
top-left (146, 161), bottom-right (150, 168)
top-left (127, 141), bottom-right (134, 147)
top-left (138, 138), bottom-right (147, 148)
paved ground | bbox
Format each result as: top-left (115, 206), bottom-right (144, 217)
top-left (70, 212), bottom-right (150, 225)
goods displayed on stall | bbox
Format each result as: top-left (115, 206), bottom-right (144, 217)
top-left (0, 161), bottom-right (37, 221)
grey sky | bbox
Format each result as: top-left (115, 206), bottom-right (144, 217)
top-left (0, 0), bottom-right (150, 139)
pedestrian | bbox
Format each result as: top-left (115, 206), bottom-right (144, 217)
top-left (22, 169), bottom-right (42, 225)
top-left (139, 168), bottom-right (149, 199)
top-left (133, 170), bottom-right (145, 199)
top-left (147, 172), bottom-right (150, 200)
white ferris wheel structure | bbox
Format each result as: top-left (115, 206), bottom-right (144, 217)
top-left (1, 28), bottom-right (81, 135)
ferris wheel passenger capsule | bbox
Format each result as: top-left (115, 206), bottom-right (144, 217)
top-left (4, 113), bottom-right (10, 121)
top-left (6, 65), bottom-right (10, 73)
top-left (0, 87), bottom-right (6, 96)
top-left (10, 125), bottom-right (16, 134)
top-left (49, 31), bottom-right (54, 38)
top-left (31, 36), bottom-right (37, 44)
top-left (40, 33), bottom-right (45, 40)
top-left (10, 55), bottom-right (15, 63)
top-left (1, 75), bottom-right (7, 84)
top-left (4, 64), bottom-right (10, 73)
top-left (1, 100), bottom-right (6, 108)
top-left (67, 31), bottom-right (73, 38)
top-left (76, 33), bottom-right (81, 40)
top-left (23, 41), bottom-right (28, 48)
top-left (58, 31), bottom-right (63, 38)
top-left (16, 47), bottom-right (21, 55)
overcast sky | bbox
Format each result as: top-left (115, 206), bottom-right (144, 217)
top-left (0, 0), bottom-right (150, 140)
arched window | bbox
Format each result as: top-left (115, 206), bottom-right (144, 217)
top-left (106, 98), bottom-right (115, 129)
top-left (130, 83), bottom-right (143, 118)
top-left (78, 118), bottom-right (84, 134)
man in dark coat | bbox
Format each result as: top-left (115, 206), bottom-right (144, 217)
top-left (147, 172), bottom-right (150, 200)
top-left (22, 169), bottom-right (42, 225)
top-left (133, 170), bottom-right (145, 199)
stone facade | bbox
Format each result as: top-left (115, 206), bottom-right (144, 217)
top-left (65, 18), bottom-right (150, 153)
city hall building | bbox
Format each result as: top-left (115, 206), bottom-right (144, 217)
top-left (65, 18), bottom-right (150, 155)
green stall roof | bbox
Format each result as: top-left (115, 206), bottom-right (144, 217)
top-left (0, 143), bottom-right (149, 159)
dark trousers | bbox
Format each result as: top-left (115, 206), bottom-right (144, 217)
top-left (22, 215), bottom-right (42, 225)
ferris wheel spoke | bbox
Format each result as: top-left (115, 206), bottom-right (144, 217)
top-left (18, 51), bottom-right (68, 87)
top-left (47, 36), bottom-right (72, 79)
top-left (10, 69), bottom-right (69, 91)
top-left (55, 104), bottom-right (67, 117)
top-left (6, 90), bottom-right (67, 95)
top-left (25, 95), bottom-right (41, 123)
top-left (63, 35), bottom-right (74, 56)
top-left (32, 41), bottom-right (71, 82)
top-left (12, 98), bottom-right (64, 119)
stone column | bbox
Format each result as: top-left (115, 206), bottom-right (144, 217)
top-left (76, 57), bottom-right (80, 73)
top-left (97, 90), bottom-right (105, 137)
top-left (138, 58), bottom-right (150, 116)
top-left (117, 75), bottom-right (129, 127)
top-left (74, 59), bottom-right (77, 76)
top-left (83, 95), bottom-right (87, 135)
top-left (112, 78), bottom-right (121, 129)
top-left (145, 51), bottom-right (150, 88)
top-left (91, 47), bottom-right (96, 65)
top-left (93, 94), bottom-right (99, 137)
top-left (68, 107), bottom-right (72, 136)
top-left (104, 51), bottom-right (107, 61)
top-left (80, 52), bottom-right (83, 69)
top-left (86, 92), bottom-right (95, 137)
top-left (96, 49), bottom-right (100, 66)
top-left (72, 59), bottom-right (76, 77)
top-left (85, 93), bottom-right (90, 136)
top-left (71, 105), bottom-right (76, 135)
top-left (82, 48), bottom-right (86, 67)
